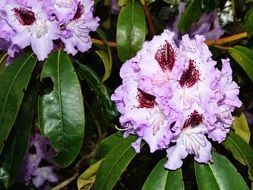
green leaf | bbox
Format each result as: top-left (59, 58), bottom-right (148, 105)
top-left (177, 0), bottom-right (203, 33)
top-left (95, 50), bottom-right (111, 83)
top-left (223, 131), bottom-right (253, 180)
top-left (0, 79), bottom-right (38, 188)
top-left (229, 46), bottom-right (253, 82)
top-left (195, 150), bottom-right (249, 190)
top-left (0, 52), bottom-right (37, 153)
top-left (91, 132), bottom-right (125, 164)
top-left (77, 160), bottom-right (103, 190)
top-left (76, 63), bottom-right (118, 122)
top-left (142, 158), bottom-right (184, 190)
top-left (232, 111), bottom-right (250, 143)
top-left (94, 135), bottom-right (140, 190)
top-left (118, 0), bottom-right (127, 6)
top-left (246, 10), bottom-right (253, 37)
top-left (116, 0), bottom-right (146, 62)
top-left (96, 29), bottom-right (113, 83)
top-left (39, 51), bottom-right (84, 167)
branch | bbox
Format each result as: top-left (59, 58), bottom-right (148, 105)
top-left (91, 38), bottom-right (117, 48)
top-left (205, 32), bottom-right (247, 46)
top-left (51, 150), bottom-right (95, 190)
top-left (143, 0), bottom-right (156, 37)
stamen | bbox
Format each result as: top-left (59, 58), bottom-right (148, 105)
top-left (114, 125), bottom-right (131, 131)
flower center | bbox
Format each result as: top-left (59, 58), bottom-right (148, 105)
top-left (179, 59), bottom-right (199, 88)
top-left (155, 41), bottom-right (175, 72)
top-left (147, 107), bottom-right (166, 135)
top-left (73, 2), bottom-right (84, 20)
top-left (183, 110), bottom-right (203, 129)
top-left (13, 8), bottom-right (36, 25)
top-left (137, 88), bottom-right (156, 108)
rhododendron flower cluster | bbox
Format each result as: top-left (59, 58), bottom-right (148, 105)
top-left (0, 0), bottom-right (99, 61)
top-left (111, 30), bottom-right (242, 170)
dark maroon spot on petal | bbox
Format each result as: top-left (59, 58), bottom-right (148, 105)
top-left (137, 88), bottom-right (156, 108)
top-left (73, 2), bottom-right (84, 20)
top-left (155, 41), bottom-right (175, 72)
top-left (179, 59), bottom-right (200, 88)
top-left (183, 110), bottom-right (203, 129)
top-left (13, 8), bottom-right (36, 25)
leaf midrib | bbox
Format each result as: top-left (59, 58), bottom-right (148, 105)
top-left (57, 51), bottom-right (65, 152)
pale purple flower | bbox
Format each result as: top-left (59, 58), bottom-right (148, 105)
top-left (171, 2), bottom-right (224, 41)
top-left (32, 166), bottom-right (58, 188)
top-left (59, 0), bottom-right (100, 55)
top-left (2, 2), bottom-right (59, 60)
top-left (111, 29), bottom-right (241, 170)
top-left (0, 0), bottom-right (99, 60)
top-left (20, 132), bottom-right (59, 188)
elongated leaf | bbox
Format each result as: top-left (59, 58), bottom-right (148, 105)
top-left (0, 52), bottom-right (36, 153)
top-left (246, 10), bottom-right (253, 37)
top-left (91, 132), bottom-right (125, 164)
top-left (94, 135), bottom-right (140, 190)
top-left (39, 51), bottom-right (84, 167)
top-left (223, 131), bottom-right (253, 179)
top-left (118, 0), bottom-right (127, 6)
top-left (142, 158), bottom-right (184, 190)
top-left (232, 111), bottom-right (250, 143)
top-left (96, 29), bottom-right (112, 83)
top-left (0, 79), bottom-right (38, 188)
top-left (195, 151), bottom-right (249, 190)
top-left (177, 0), bottom-right (202, 33)
top-left (229, 46), bottom-right (253, 81)
top-left (76, 63), bottom-right (118, 122)
top-left (77, 160), bottom-right (103, 190)
top-left (95, 50), bottom-right (111, 83)
top-left (116, 0), bottom-right (146, 62)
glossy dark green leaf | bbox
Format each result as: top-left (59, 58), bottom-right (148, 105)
top-left (0, 79), bottom-right (38, 188)
top-left (91, 132), bottom-right (125, 164)
top-left (116, 0), bottom-right (146, 62)
top-left (142, 158), bottom-right (184, 190)
top-left (223, 131), bottom-right (253, 179)
top-left (0, 52), bottom-right (36, 153)
top-left (96, 29), bottom-right (113, 83)
top-left (232, 111), bottom-right (250, 143)
top-left (246, 10), bottom-right (253, 37)
top-left (76, 62), bottom-right (118, 122)
top-left (177, 0), bottom-right (203, 33)
top-left (229, 46), bottom-right (253, 82)
top-left (39, 51), bottom-right (84, 167)
top-left (195, 150), bottom-right (249, 190)
top-left (94, 135), bottom-right (140, 190)
top-left (77, 160), bottom-right (103, 190)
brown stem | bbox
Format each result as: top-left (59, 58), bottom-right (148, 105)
top-left (91, 38), bottom-right (117, 47)
top-left (205, 32), bottom-right (247, 46)
top-left (143, 0), bottom-right (156, 37)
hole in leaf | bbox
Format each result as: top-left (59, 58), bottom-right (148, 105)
top-left (39, 77), bottom-right (54, 96)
